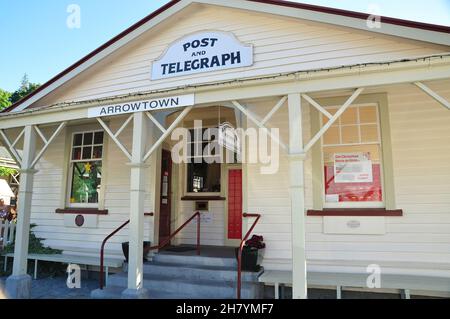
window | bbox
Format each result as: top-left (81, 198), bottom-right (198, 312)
top-left (322, 104), bottom-right (384, 208)
top-left (186, 128), bottom-right (221, 194)
top-left (69, 131), bottom-right (104, 206)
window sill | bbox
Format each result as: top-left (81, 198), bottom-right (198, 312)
top-left (56, 208), bottom-right (108, 215)
top-left (181, 196), bottom-right (226, 201)
top-left (307, 209), bottom-right (403, 217)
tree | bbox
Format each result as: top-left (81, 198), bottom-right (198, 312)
top-left (8, 74), bottom-right (40, 105)
top-left (0, 89), bottom-right (11, 110)
top-left (0, 167), bottom-right (17, 177)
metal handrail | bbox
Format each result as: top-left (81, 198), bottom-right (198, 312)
top-left (237, 213), bottom-right (261, 299)
top-left (99, 211), bottom-right (201, 289)
top-left (99, 219), bottom-right (130, 289)
top-left (144, 211), bottom-right (201, 256)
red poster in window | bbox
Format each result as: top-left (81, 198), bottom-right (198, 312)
top-left (324, 164), bottom-right (382, 202)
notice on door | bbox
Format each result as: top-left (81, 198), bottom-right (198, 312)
top-left (334, 153), bottom-right (373, 183)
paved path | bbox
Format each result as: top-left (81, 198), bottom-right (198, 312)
top-left (0, 276), bottom-right (97, 299)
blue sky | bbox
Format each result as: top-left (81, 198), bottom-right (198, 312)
top-left (0, 0), bottom-right (449, 92)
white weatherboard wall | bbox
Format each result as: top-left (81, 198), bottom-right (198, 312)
top-left (30, 118), bottom-right (156, 258)
top-left (25, 80), bottom-right (450, 275)
top-left (34, 4), bottom-right (449, 108)
top-left (177, 201), bottom-right (225, 247)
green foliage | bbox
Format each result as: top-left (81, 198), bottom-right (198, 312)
top-left (4, 224), bottom-right (62, 255)
top-left (0, 89), bottom-right (11, 110)
top-left (1, 225), bottom-right (66, 278)
top-left (0, 74), bottom-right (41, 111)
top-left (0, 166), bottom-right (17, 177)
top-left (8, 74), bottom-right (40, 105)
top-left (71, 162), bottom-right (101, 203)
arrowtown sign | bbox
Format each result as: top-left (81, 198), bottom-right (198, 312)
top-left (151, 31), bottom-right (253, 80)
top-left (88, 94), bottom-right (195, 118)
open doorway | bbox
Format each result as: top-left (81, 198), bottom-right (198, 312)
top-left (159, 149), bottom-right (172, 245)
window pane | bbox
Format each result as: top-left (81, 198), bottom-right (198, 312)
top-left (70, 161), bottom-right (102, 204)
top-left (94, 132), bottom-right (104, 145)
top-left (83, 133), bottom-right (93, 145)
top-left (93, 146), bottom-right (103, 159)
top-left (341, 125), bottom-right (359, 144)
top-left (72, 147), bottom-right (82, 160)
top-left (341, 108), bottom-right (358, 125)
top-left (361, 125), bottom-right (379, 143)
top-left (359, 106), bottom-right (377, 123)
top-left (82, 147), bottom-right (92, 160)
top-left (73, 134), bottom-right (83, 147)
top-left (323, 126), bottom-right (340, 145)
top-left (187, 162), bottom-right (221, 193)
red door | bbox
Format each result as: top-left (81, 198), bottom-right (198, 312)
top-left (159, 150), bottom-right (172, 244)
top-left (228, 169), bottom-right (243, 240)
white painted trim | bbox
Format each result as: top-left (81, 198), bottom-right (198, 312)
top-left (127, 112), bottom-right (150, 290)
top-left (34, 126), bottom-right (48, 144)
top-left (323, 202), bottom-right (385, 209)
top-left (143, 106), bottom-right (193, 161)
top-left (261, 96), bottom-right (288, 125)
top-left (302, 94), bottom-right (333, 120)
top-left (12, 125), bottom-right (36, 276)
top-left (97, 118), bottom-right (132, 161)
top-left (288, 93), bottom-right (307, 299)
top-left (30, 122), bottom-right (67, 168)
top-left (1, 56), bottom-right (449, 130)
top-left (303, 88), bottom-right (364, 153)
top-left (231, 100), bottom-right (288, 151)
top-left (11, 128), bottom-right (25, 148)
top-left (414, 82), bottom-right (450, 110)
top-left (146, 112), bottom-right (167, 134)
top-left (114, 114), bottom-right (134, 138)
top-left (0, 130), bottom-right (23, 166)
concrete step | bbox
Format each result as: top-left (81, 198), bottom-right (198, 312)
top-left (153, 253), bottom-right (237, 268)
top-left (141, 262), bottom-right (259, 282)
top-left (107, 272), bottom-right (262, 299)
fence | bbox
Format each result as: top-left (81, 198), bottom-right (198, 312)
top-left (0, 220), bottom-right (15, 250)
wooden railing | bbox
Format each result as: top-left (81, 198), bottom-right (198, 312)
top-left (99, 212), bottom-right (201, 289)
top-left (237, 213), bottom-right (261, 299)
